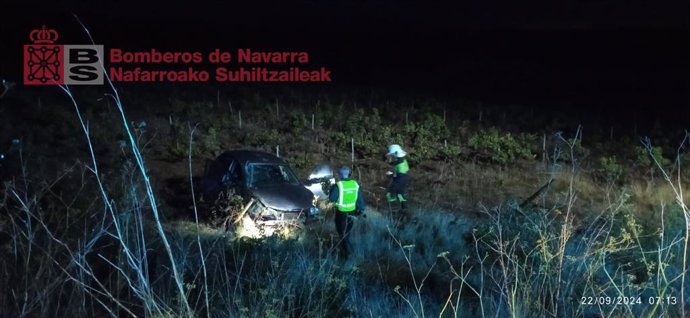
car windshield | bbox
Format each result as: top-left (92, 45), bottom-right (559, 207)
top-left (245, 163), bottom-right (300, 188)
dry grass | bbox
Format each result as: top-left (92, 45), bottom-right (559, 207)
top-left (3, 72), bottom-right (688, 317)
top-left (3, 146), bottom-right (689, 317)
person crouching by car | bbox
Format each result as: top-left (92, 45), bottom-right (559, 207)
top-left (329, 166), bottom-right (365, 259)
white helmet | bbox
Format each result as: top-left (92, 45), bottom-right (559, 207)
top-left (387, 144), bottom-right (407, 158)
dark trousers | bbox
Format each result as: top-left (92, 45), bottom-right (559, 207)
top-left (334, 211), bottom-right (354, 258)
top-left (387, 173), bottom-right (409, 210)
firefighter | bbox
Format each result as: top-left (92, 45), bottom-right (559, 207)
top-left (385, 144), bottom-right (410, 212)
top-left (328, 166), bottom-right (365, 258)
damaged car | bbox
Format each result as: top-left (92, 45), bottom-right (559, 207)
top-left (200, 150), bottom-right (333, 236)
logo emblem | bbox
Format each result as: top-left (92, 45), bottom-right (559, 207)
top-left (23, 26), bottom-right (104, 85)
top-left (24, 26), bottom-right (63, 85)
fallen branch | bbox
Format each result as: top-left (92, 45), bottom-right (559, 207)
top-left (520, 178), bottom-right (554, 208)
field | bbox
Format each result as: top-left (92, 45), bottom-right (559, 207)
top-left (0, 84), bottom-right (689, 317)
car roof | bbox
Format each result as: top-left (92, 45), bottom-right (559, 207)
top-left (217, 150), bottom-right (286, 166)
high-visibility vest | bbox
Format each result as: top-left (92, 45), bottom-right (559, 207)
top-left (395, 159), bottom-right (409, 174)
top-left (336, 180), bottom-right (359, 212)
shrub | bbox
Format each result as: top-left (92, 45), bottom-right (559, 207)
top-left (379, 124), bottom-right (405, 148)
top-left (554, 136), bottom-right (590, 164)
top-left (289, 111), bottom-right (310, 135)
top-left (438, 142), bottom-right (462, 161)
top-left (201, 125), bottom-right (221, 155)
top-left (286, 153), bottom-right (313, 170)
top-left (405, 114), bottom-right (443, 161)
top-left (207, 188), bottom-right (245, 227)
top-left (332, 108), bottom-right (385, 157)
top-left (468, 128), bottom-right (535, 165)
top-left (167, 123), bottom-right (221, 159)
top-left (246, 127), bottom-right (280, 147)
top-left (635, 145), bottom-right (670, 168)
top-left (599, 155), bottom-right (625, 183)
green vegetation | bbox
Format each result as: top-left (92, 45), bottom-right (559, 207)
top-left (599, 155), bottom-right (625, 183)
top-left (467, 128), bottom-right (536, 165)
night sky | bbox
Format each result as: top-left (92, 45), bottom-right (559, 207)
top-left (1, 0), bottom-right (689, 124)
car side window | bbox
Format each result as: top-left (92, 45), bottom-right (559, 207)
top-left (222, 161), bottom-right (240, 185)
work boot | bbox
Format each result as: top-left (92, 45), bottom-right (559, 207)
top-left (398, 194), bottom-right (407, 212)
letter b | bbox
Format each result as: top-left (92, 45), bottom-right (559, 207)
top-left (70, 48), bottom-right (99, 64)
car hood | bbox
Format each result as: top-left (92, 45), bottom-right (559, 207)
top-left (249, 184), bottom-right (314, 212)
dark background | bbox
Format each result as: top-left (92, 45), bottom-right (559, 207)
top-left (1, 0), bottom-right (689, 128)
